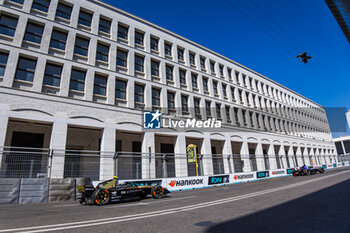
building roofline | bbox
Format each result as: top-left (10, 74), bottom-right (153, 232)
top-left (90, 0), bottom-right (324, 108)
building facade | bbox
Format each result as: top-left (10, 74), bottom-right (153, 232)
top-left (0, 0), bottom-right (337, 180)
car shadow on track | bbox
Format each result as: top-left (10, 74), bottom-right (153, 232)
top-left (206, 179), bottom-right (350, 233)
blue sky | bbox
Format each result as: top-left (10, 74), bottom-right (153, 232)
top-left (104, 0), bottom-right (350, 135)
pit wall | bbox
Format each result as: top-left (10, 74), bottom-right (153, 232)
top-left (1, 163), bottom-right (349, 205)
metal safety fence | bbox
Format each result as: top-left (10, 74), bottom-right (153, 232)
top-left (0, 146), bottom-right (347, 180)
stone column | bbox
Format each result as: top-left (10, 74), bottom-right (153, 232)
top-left (0, 104), bottom-right (9, 174)
top-left (174, 134), bottom-right (187, 177)
top-left (222, 136), bottom-right (233, 174)
top-left (303, 148), bottom-right (311, 166)
top-left (99, 122), bottom-right (116, 180)
top-left (288, 146), bottom-right (295, 167)
top-left (255, 142), bottom-right (265, 171)
top-left (296, 147), bottom-right (304, 166)
top-left (240, 140), bottom-right (252, 172)
top-left (49, 113), bottom-right (68, 178)
top-left (268, 144), bottom-right (278, 170)
top-left (279, 146), bottom-right (287, 169)
top-left (141, 132), bottom-right (155, 179)
top-left (201, 134), bottom-right (213, 175)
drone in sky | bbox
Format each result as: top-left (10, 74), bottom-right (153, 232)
top-left (296, 52), bottom-right (312, 63)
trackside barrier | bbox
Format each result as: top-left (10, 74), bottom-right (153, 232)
top-left (0, 178), bottom-right (20, 204)
top-left (19, 178), bottom-right (49, 204)
top-left (49, 178), bottom-right (75, 202)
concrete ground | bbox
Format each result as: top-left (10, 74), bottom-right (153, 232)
top-left (0, 167), bottom-right (349, 233)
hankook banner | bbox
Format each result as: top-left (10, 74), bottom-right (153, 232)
top-left (230, 172), bottom-right (256, 183)
top-left (166, 176), bottom-right (207, 190)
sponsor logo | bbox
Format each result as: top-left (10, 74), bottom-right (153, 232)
top-left (144, 111), bottom-right (221, 130)
top-left (333, 164), bottom-right (337, 167)
top-left (272, 170), bottom-right (285, 175)
top-left (322, 165), bottom-right (327, 169)
top-left (286, 169), bottom-right (294, 174)
top-left (257, 171), bottom-right (269, 179)
top-left (143, 111), bottom-right (161, 129)
top-left (233, 173), bottom-right (254, 180)
top-left (168, 178), bottom-right (204, 187)
top-left (168, 180), bottom-right (176, 187)
top-left (208, 175), bottom-right (229, 185)
top-left (163, 118), bottom-right (222, 129)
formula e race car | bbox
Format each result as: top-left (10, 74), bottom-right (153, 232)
top-left (292, 166), bottom-right (324, 176)
top-left (76, 176), bottom-right (170, 205)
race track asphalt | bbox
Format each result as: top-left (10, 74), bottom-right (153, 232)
top-left (0, 167), bottom-right (349, 233)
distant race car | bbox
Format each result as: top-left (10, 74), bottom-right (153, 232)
top-left (76, 176), bottom-right (170, 205)
top-left (292, 166), bottom-right (324, 176)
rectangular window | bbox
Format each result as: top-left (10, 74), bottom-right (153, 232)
top-left (167, 92), bottom-right (175, 110)
top-left (194, 98), bottom-right (200, 116)
top-left (96, 43), bottom-right (109, 62)
top-left (151, 60), bottom-right (159, 77)
top-left (118, 24), bottom-right (128, 41)
top-left (203, 77), bottom-right (209, 92)
top-left (69, 69), bottom-right (86, 92)
top-left (165, 42), bottom-right (172, 57)
top-left (216, 103), bottom-right (221, 119)
top-left (179, 69), bottom-right (186, 85)
top-left (213, 81), bottom-right (218, 95)
top-left (78, 10), bottom-right (93, 28)
top-left (222, 84), bottom-right (227, 98)
top-left (0, 53), bottom-right (9, 77)
top-left (0, 15), bottom-right (18, 37)
top-left (32, 0), bottom-right (50, 13)
top-left (94, 74), bottom-right (107, 96)
top-left (219, 65), bottom-right (224, 77)
top-left (24, 22), bottom-right (44, 44)
top-left (189, 52), bottom-right (195, 66)
top-left (206, 101), bottom-right (211, 118)
top-left (99, 17), bottom-right (111, 34)
top-left (227, 68), bottom-right (232, 80)
top-left (177, 47), bottom-right (184, 61)
top-left (135, 55), bottom-right (144, 72)
top-left (235, 71), bottom-right (240, 84)
top-left (134, 84), bottom-right (144, 103)
top-left (234, 108), bottom-right (239, 125)
top-left (43, 63), bottom-right (62, 87)
top-left (181, 95), bottom-right (188, 113)
top-left (135, 31), bottom-right (144, 46)
top-left (56, 2), bottom-right (72, 20)
top-left (116, 49), bottom-right (128, 68)
top-left (150, 37), bottom-right (158, 51)
top-left (225, 106), bottom-right (231, 122)
top-left (50, 29), bottom-right (67, 51)
top-left (200, 57), bottom-right (206, 70)
top-left (166, 65), bottom-right (173, 81)
top-left (242, 110), bottom-right (247, 125)
top-left (210, 61), bottom-right (215, 74)
top-left (152, 88), bottom-right (161, 107)
top-left (115, 79), bottom-right (127, 100)
top-left (74, 36), bottom-right (90, 57)
top-left (231, 87), bottom-right (235, 101)
top-left (15, 57), bottom-right (37, 82)
top-left (192, 73), bottom-right (198, 89)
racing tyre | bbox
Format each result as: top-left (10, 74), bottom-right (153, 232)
top-left (152, 186), bottom-right (165, 199)
top-left (92, 189), bottom-right (110, 205)
top-left (306, 170), bottom-right (310, 176)
top-left (319, 168), bottom-right (324, 173)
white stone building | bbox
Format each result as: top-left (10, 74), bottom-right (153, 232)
top-left (0, 0), bottom-right (337, 180)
